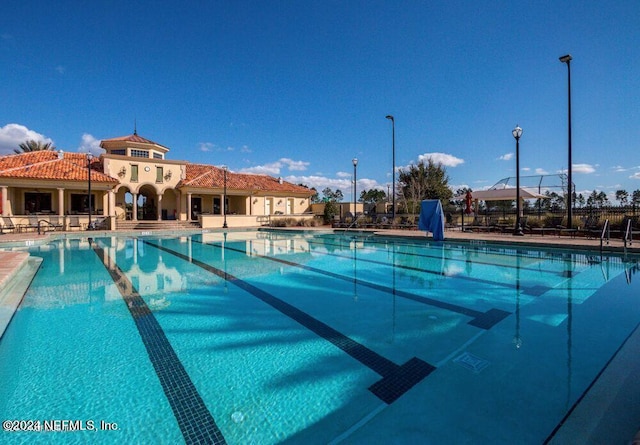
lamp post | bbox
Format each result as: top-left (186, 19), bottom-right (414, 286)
top-left (87, 153), bottom-right (93, 230)
top-left (352, 158), bottom-right (358, 218)
top-left (222, 165), bottom-right (228, 229)
top-left (512, 125), bottom-right (524, 236)
top-left (385, 115), bottom-right (395, 221)
top-left (559, 54), bottom-right (573, 230)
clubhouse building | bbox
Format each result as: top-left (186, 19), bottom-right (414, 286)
top-left (0, 132), bottom-right (315, 230)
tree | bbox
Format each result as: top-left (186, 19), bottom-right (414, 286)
top-left (633, 189), bottom-right (640, 205)
top-left (321, 187), bottom-right (343, 203)
top-left (615, 189), bottom-right (629, 205)
top-left (587, 190), bottom-right (609, 208)
top-left (397, 158), bottom-right (453, 213)
top-left (14, 139), bottom-right (56, 154)
top-left (359, 189), bottom-right (386, 204)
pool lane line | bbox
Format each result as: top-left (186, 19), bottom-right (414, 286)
top-left (91, 242), bottom-right (227, 445)
top-left (143, 239), bottom-right (436, 405)
top-left (257, 238), bottom-right (554, 297)
top-left (304, 236), bottom-right (575, 279)
top-left (198, 239), bottom-right (511, 330)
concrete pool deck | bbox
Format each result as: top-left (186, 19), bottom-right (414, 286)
top-left (0, 227), bottom-right (638, 443)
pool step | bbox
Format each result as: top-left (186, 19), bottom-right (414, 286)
top-left (0, 255), bottom-right (42, 340)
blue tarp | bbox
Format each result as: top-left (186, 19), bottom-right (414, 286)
top-left (418, 199), bottom-right (445, 241)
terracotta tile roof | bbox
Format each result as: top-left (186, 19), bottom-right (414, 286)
top-left (0, 151), bottom-right (118, 183)
top-left (101, 133), bottom-right (169, 150)
top-left (180, 163), bottom-right (314, 195)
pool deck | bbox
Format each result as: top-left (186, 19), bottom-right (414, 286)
top-left (0, 227), bottom-right (639, 443)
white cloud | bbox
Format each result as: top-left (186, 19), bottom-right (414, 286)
top-left (417, 152), bottom-right (464, 167)
top-left (0, 123), bottom-right (55, 155)
top-left (77, 133), bottom-right (104, 155)
top-left (573, 163), bottom-right (596, 174)
top-left (240, 145), bottom-right (252, 153)
top-left (557, 164), bottom-right (596, 175)
top-left (279, 158), bottom-right (309, 171)
top-left (499, 153), bottom-right (514, 161)
top-left (55, 65), bottom-right (65, 75)
top-left (535, 168), bottom-right (549, 175)
top-left (239, 157), bottom-right (309, 175)
top-left (198, 142), bottom-right (214, 152)
top-left (336, 171), bottom-right (351, 178)
top-left (631, 172), bottom-right (640, 180)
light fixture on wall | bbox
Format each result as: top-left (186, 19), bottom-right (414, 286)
top-left (118, 166), bottom-right (126, 177)
top-left (164, 170), bottom-right (172, 180)
top-left (277, 199), bottom-right (283, 205)
top-left (253, 198), bottom-right (258, 204)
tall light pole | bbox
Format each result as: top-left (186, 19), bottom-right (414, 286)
top-left (385, 115), bottom-right (395, 221)
top-left (512, 125), bottom-right (524, 236)
top-left (222, 165), bottom-right (228, 229)
top-left (559, 54), bottom-right (573, 230)
top-left (352, 157), bottom-right (358, 218)
top-left (87, 153), bottom-right (93, 230)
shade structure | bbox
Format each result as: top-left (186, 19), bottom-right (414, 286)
top-left (464, 187), bottom-right (546, 201)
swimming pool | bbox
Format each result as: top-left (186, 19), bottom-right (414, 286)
top-left (1, 230), bottom-right (639, 444)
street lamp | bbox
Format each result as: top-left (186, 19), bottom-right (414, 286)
top-left (222, 165), bottom-right (228, 229)
top-left (352, 158), bottom-right (358, 219)
top-left (559, 54), bottom-right (573, 230)
top-left (512, 125), bottom-right (524, 236)
top-left (87, 153), bottom-right (94, 230)
top-left (385, 115), bottom-right (395, 221)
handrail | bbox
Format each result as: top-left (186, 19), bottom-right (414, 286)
top-left (599, 219), bottom-right (610, 251)
top-left (624, 218), bottom-right (633, 246)
top-left (344, 213), bottom-right (361, 233)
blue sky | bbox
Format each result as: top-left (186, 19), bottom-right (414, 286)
top-left (1, 1), bottom-right (638, 202)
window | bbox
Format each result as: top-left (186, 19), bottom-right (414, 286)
top-left (131, 165), bottom-right (139, 182)
top-left (70, 193), bottom-right (94, 213)
top-left (111, 149), bottom-right (126, 156)
top-left (153, 152), bottom-right (163, 159)
top-left (24, 192), bottom-right (52, 213)
top-left (156, 167), bottom-right (164, 183)
top-left (131, 149), bottom-right (149, 158)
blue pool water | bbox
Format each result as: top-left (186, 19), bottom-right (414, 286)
top-left (1, 230), bottom-right (639, 444)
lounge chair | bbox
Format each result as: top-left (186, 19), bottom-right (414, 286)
top-left (532, 216), bottom-right (564, 236)
top-left (580, 215), bottom-right (600, 239)
top-left (49, 216), bottom-right (64, 231)
top-left (68, 216), bottom-right (82, 230)
top-left (1, 216), bottom-right (19, 234)
top-left (22, 215), bottom-right (40, 232)
top-left (88, 217), bottom-right (107, 230)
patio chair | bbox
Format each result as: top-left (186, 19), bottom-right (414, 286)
top-left (23, 215), bottom-right (40, 232)
top-left (580, 215), bottom-right (600, 239)
top-left (48, 216), bottom-right (64, 231)
top-left (88, 217), bottom-right (107, 230)
top-left (68, 216), bottom-right (82, 231)
top-left (1, 216), bottom-right (19, 234)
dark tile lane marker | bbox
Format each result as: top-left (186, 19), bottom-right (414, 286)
top-left (144, 239), bottom-right (435, 405)
top-left (199, 239), bottom-right (511, 330)
top-left (92, 242), bottom-right (227, 445)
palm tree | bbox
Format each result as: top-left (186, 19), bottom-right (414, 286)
top-left (14, 139), bottom-right (56, 154)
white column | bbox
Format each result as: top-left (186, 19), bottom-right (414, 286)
top-left (57, 188), bottom-right (64, 216)
top-left (187, 193), bottom-right (192, 221)
top-left (157, 193), bottom-right (163, 221)
top-left (1, 186), bottom-right (8, 217)
top-left (132, 193), bottom-right (138, 221)
top-left (108, 190), bottom-right (115, 216)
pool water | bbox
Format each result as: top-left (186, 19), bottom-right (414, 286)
top-left (1, 231), bottom-right (639, 444)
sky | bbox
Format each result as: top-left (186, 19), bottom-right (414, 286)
top-left (1, 1), bottom-right (639, 203)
